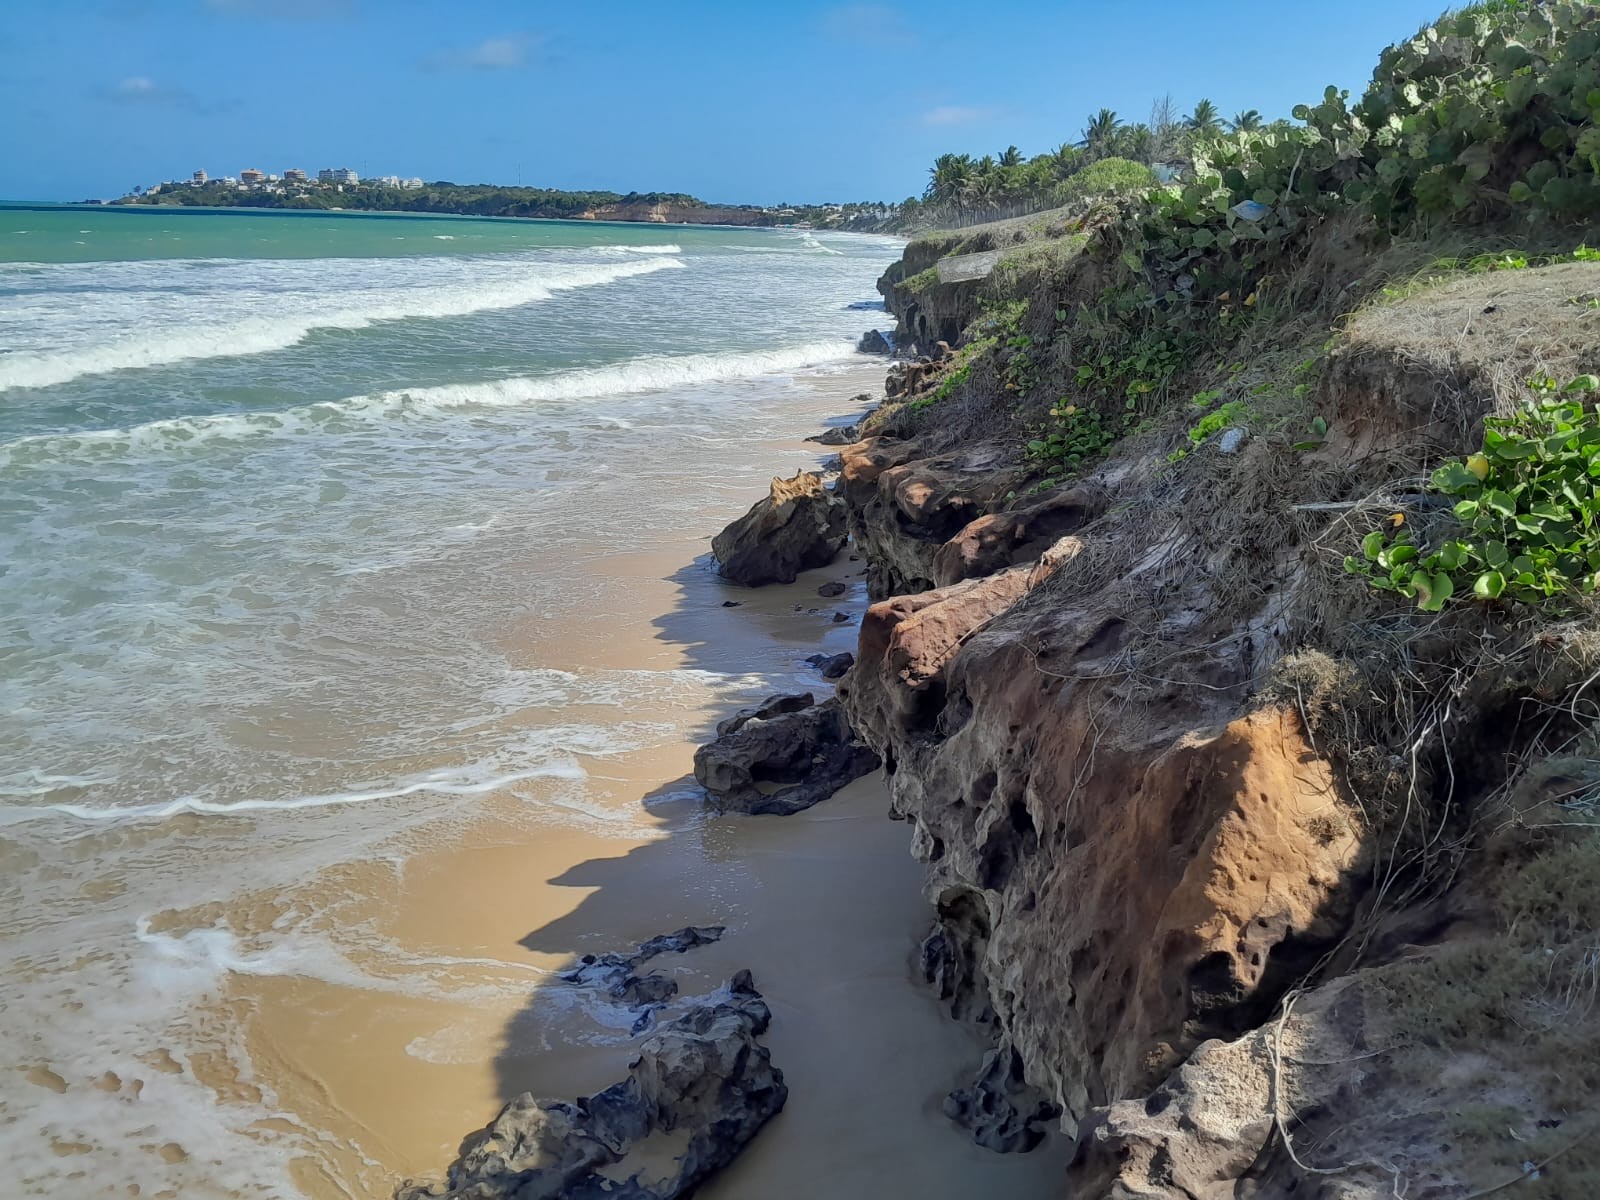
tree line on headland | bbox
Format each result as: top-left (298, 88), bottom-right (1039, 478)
top-left (898, 97), bottom-right (1285, 229)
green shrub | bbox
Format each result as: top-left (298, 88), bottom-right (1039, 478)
top-left (1347, 376), bottom-right (1600, 610)
top-left (1027, 400), bottom-right (1119, 483)
top-left (1109, 0), bottom-right (1600, 340)
top-left (1054, 158), bottom-right (1156, 206)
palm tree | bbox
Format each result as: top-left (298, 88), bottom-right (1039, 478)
top-left (1228, 109), bottom-right (1264, 133)
top-left (1079, 108), bottom-right (1122, 160)
top-left (998, 145), bottom-right (1023, 169)
top-left (926, 153), bottom-right (974, 206)
top-left (1186, 98), bottom-right (1223, 136)
top-left (1112, 122), bottom-right (1154, 163)
top-left (964, 172), bottom-right (1000, 209)
top-left (1049, 142), bottom-right (1083, 178)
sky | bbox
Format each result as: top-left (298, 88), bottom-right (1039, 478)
top-left (1, 0), bottom-right (1456, 204)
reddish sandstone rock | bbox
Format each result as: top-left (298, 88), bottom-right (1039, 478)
top-left (931, 484), bottom-right (1104, 588)
top-left (837, 443), bottom-right (1015, 598)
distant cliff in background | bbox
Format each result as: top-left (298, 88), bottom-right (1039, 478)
top-left (111, 180), bottom-right (898, 231)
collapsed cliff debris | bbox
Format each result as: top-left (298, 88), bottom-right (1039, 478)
top-left (711, 469), bottom-right (847, 586)
top-left (805, 423), bottom-right (860, 447)
top-left (883, 341), bottom-right (954, 400)
top-left (396, 971), bottom-right (786, 1200)
top-left (805, 650), bottom-right (854, 679)
top-left (694, 692), bottom-right (879, 816)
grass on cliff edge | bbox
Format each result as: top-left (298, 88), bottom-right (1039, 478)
top-left (1373, 809), bottom-right (1600, 1197)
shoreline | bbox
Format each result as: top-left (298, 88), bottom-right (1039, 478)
top-left (217, 361), bottom-right (1062, 1198)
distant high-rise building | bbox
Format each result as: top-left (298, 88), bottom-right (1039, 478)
top-left (318, 167), bottom-right (359, 185)
top-left (192, 169), bottom-right (207, 183)
top-left (284, 168), bottom-right (308, 183)
top-left (402, 177), bottom-right (424, 189)
top-left (240, 168), bottom-right (265, 185)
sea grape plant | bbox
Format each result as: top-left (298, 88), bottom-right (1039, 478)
top-left (1108, 1), bottom-right (1600, 328)
top-left (1347, 376), bottom-right (1600, 611)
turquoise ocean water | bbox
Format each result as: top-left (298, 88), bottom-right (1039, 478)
top-left (0, 203), bottom-right (900, 1195)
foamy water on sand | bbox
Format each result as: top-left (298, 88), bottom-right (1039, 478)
top-left (0, 207), bottom-right (1062, 1198)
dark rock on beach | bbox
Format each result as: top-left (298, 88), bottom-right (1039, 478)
top-left (559, 926), bottom-right (726, 1030)
top-left (712, 470), bottom-right (847, 586)
top-left (805, 652), bottom-right (854, 680)
top-left (805, 424), bottom-right (860, 446)
top-left (714, 691), bottom-right (816, 737)
top-left (695, 693), bottom-right (879, 816)
top-left (942, 1043), bottom-right (1061, 1154)
top-left (856, 328), bottom-right (893, 354)
top-left (394, 971), bottom-right (786, 1200)
top-left (816, 580), bottom-right (847, 598)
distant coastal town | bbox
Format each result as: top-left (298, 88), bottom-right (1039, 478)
top-left (126, 166), bottom-right (423, 199)
top-left (104, 168), bottom-right (899, 231)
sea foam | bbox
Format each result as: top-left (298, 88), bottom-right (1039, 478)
top-left (0, 761), bottom-right (588, 827)
top-left (0, 339), bottom-right (860, 466)
top-left (0, 256), bottom-right (681, 392)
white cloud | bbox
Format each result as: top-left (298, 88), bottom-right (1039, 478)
top-left (427, 33), bottom-right (542, 71)
top-left (97, 75), bottom-right (227, 114)
top-left (921, 105), bottom-right (998, 127)
top-left (822, 4), bottom-right (915, 45)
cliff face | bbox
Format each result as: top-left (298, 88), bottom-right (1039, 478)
top-left (834, 247), bottom-right (1600, 1195)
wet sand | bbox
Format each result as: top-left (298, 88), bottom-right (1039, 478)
top-left (193, 367), bottom-right (1066, 1197)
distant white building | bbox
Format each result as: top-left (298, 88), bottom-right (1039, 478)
top-left (318, 167), bottom-right (359, 185)
top-left (240, 168), bottom-right (265, 185)
top-left (373, 175), bottom-right (402, 187)
top-left (402, 177), bottom-right (424, 189)
top-left (192, 169), bottom-right (207, 184)
top-left (284, 168), bottom-right (308, 183)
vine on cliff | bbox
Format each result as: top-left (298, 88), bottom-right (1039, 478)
top-left (1346, 376), bottom-right (1600, 610)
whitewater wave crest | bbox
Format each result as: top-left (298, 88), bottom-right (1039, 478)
top-left (598, 243), bottom-right (682, 255)
top-left (0, 257), bottom-right (682, 392)
top-left (0, 761), bottom-right (588, 827)
top-left (0, 339), bottom-right (860, 466)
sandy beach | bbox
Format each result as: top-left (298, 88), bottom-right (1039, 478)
top-left (138, 363), bottom-right (1070, 1198)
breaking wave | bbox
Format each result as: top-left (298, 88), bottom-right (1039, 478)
top-left (0, 257), bottom-right (681, 392)
top-left (0, 339), bottom-right (860, 466)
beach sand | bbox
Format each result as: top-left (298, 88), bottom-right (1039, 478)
top-left (192, 365), bottom-right (1066, 1198)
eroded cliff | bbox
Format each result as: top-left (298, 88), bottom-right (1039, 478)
top-left (834, 222), bottom-right (1600, 1195)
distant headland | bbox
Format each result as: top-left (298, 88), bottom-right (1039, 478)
top-left (103, 168), bottom-right (897, 231)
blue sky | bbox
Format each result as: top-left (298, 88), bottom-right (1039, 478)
top-left (2, 0), bottom-right (1454, 203)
